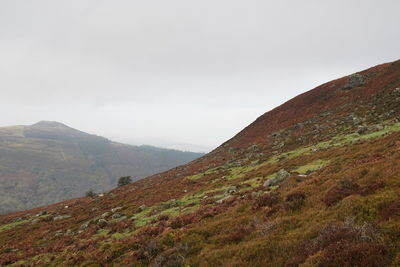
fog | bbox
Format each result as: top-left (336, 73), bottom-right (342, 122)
top-left (0, 0), bottom-right (399, 152)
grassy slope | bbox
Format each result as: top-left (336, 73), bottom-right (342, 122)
top-left (1, 60), bottom-right (400, 266)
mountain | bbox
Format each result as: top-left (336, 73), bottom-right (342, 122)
top-left (1, 60), bottom-right (400, 266)
top-left (0, 121), bottom-right (204, 214)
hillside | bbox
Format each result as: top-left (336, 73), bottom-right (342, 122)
top-left (0, 121), bottom-right (204, 214)
top-left (1, 60), bottom-right (400, 266)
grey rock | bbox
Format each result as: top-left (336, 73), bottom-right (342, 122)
top-left (101, 212), bottom-right (110, 218)
top-left (394, 88), bottom-right (400, 95)
top-left (111, 207), bottom-right (122, 213)
top-left (225, 186), bottom-right (237, 195)
top-left (263, 169), bottom-right (291, 187)
top-left (216, 196), bottom-right (233, 204)
top-left (80, 221), bottom-right (90, 230)
top-left (343, 73), bottom-right (366, 90)
top-left (138, 204), bottom-right (146, 212)
top-left (112, 213), bottom-right (122, 219)
top-left (53, 215), bottom-right (71, 221)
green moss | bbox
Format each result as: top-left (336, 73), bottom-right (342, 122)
top-left (293, 159), bottom-right (329, 174)
top-left (0, 219), bottom-right (30, 233)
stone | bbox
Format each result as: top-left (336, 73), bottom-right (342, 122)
top-left (53, 215), bottom-right (71, 221)
top-left (216, 196), bottom-right (233, 204)
top-left (111, 207), bottom-right (122, 213)
top-left (263, 169), bottom-right (291, 187)
top-left (97, 219), bottom-right (108, 228)
top-left (101, 212), bottom-right (110, 219)
top-left (35, 211), bottom-right (47, 217)
top-left (225, 186), bottom-right (237, 195)
top-left (343, 73), bottom-right (366, 90)
top-left (138, 204), bottom-right (146, 212)
top-left (80, 221), bottom-right (90, 230)
top-left (112, 213), bottom-right (122, 219)
top-left (394, 88), bottom-right (400, 95)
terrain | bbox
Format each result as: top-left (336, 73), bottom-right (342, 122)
top-left (0, 121), bottom-right (204, 214)
top-left (1, 60), bottom-right (400, 266)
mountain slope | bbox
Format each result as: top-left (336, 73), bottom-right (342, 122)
top-left (0, 121), bottom-right (204, 214)
top-left (1, 60), bottom-right (400, 266)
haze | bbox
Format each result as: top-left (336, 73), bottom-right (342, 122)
top-left (0, 0), bottom-right (399, 152)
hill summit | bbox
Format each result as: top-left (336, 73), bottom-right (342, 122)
top-left (1, 60), bottom-right (400, 266)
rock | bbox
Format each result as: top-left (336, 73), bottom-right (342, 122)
top-left (225, 186), bottom-right (237, 195)
top-left (111, 207), bottom-right (122, 213)
top-left (97, 219), bottom-right (108, 228)
top-left (357, 126), bottom-right (369, 135)
top-left (98, 193), bottom-right (104, 197)
top-left (112, 213), bottom-right (122, 219)
top-left (162, 199), bottom-right (179, 209)
top-left (263, 169), bottom-right (291, 187)
top-left (138, 204), bottom-right (146, 212)
top-left (394, 88), bottom-right (400, 95)
top-left (53, 215), bottom-right (71, 221)
top-left (80, 221), bottom-right (90, 230)
top-left (343, 73), bottom-right (366, 90)
top-left (101, 212), bottom-right (110, 219)
top-left (216, 196), bottom-right (233, 204)
top-left (35, 211), bottom-right (47, 217)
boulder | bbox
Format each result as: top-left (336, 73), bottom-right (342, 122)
top-left (343, 73), bottom-right (366, 90)
top-left (101, 212), bottom-right (110, 218)
top-left (263, 169), bottom-right (291, 187)
top-left (53, 215), bottom-right (71, 221)
top-left (111, 207), bottom-right (122, 213)
top-left (112, 213), bottom-right (122, 219)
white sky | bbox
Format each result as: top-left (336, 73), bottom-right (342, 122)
top-left (0, 0), bottom-right (399, 152)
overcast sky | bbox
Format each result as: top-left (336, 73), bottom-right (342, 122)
top-left (0, 0), bottom-right (399, 152)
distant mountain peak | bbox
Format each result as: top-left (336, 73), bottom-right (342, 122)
top-left (32, 121), bottom-right (70, 128)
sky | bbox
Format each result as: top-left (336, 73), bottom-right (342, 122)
top-left (0, 0), bottom-right (399, 152)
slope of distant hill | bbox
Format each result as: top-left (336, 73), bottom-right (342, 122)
top-left (1, 60), bottom-right (400, 266)
top-left (0, 121), bottom-right (204, 213)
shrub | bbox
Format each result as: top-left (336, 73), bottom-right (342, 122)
top-left (170, 213), bottom-right (197, 229)
top-left (118, 176), bottom-right (132, 187)
top-left (286, 219), bottom-right (390, 267)
top-left (284, 192), bottom-right (306, 211)
top-left (85, 190), bottom-right (96, 197)
top-left (322, 178), bottom-right (360, 206)
top-left (253, 192), bottom-right (280, 210)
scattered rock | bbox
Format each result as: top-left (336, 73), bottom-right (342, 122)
top-left (225, 186), bottom-right (237, 195)
top-left (97, 219), bottom-right (108, 228)
top-left (393, 88), bottom-right (400, 95)
top-left (343, 73), bottom-right (366, 90)
top-left (35, 211), bottom-right (47, 217)
top-left (263, 169), bottom-right (291, 187)
top-left (80, 221), bottom-right (90, 230)
top-left (216, 196), bottom-right (233, 204)
top-left (112, 213), bottom-right (122, 219)
top-left (138, 204), bottom-right (146, 212)
top-left (101, 212), bottom-right (110, 219)
top-left (53, 215), bottom-right (71, 221)
top-left (111, 207), bottom-right (122, 213)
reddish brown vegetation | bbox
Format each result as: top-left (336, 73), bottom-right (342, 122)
top-left (252, 192), bottom-right (280, 210)
top-left (323, 179), bottom-right (385, 206)
top-left (287, 220), bottom-right (390, 267)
